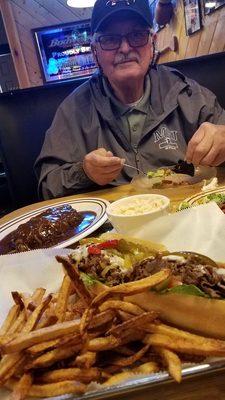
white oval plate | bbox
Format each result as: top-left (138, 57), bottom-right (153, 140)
top-left (0, 197), bottom-right (110, 252)
top-left (179, 186), bottom-right (225, 209)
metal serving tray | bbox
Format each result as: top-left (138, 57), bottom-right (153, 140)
top-left (72, 359), bottom-right (225, 400)
top-left (8, 358), bottom-right (221, 400)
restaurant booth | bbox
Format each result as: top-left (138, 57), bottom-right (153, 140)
top-left (0, 51), bottom-right (225, 212)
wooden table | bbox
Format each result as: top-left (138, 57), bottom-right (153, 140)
top-left (1, 171), bottom-right (225, 400)
top-left (2, 172), bottom-right (225, 225)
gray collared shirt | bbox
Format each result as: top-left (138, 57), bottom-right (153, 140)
top-left (103, 76), bottom-right (151, 147)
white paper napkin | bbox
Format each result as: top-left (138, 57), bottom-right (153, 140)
top-left (0, 248), bottom-right (72, 326)
top-left (127, 202), bottom-right (225, 261)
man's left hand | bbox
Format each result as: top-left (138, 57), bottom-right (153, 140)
top-left (186, 122), bottom-right (225, 166)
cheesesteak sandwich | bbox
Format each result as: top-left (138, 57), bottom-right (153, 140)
top-left (57, 234), bottom-right (225, 339)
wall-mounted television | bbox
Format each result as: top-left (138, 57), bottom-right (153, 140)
top-left (32, 20), bottom-right (97, 84)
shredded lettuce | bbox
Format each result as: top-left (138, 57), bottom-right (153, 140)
top-left (179, 202), bottom-right (190, 210)
top-left (147, 169), bottom-right (172, 179)
top-left (80, 272), bottom-right (100, 287)
top-left (163, 284), bottom-right (209, 297)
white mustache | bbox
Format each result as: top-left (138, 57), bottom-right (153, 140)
top-left (114, 53), bottom-right (140, 65)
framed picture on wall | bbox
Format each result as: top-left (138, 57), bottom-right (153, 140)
top-left (32, 20), bottom-right (97, 84)
top-left (204, 0), bottom-right (225, 15)
top-left (183, 0), bottom-right (202, 36)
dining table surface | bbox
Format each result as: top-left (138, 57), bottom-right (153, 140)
top-left (1, 167), bottom-right (225, 225)
top-left (1, 169), bottom-right (225, 400)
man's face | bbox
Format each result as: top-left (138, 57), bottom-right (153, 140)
top-left (93, 16), bottom-right (153, 85)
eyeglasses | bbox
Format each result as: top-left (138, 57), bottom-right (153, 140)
top-left (96, 30), bottom-right (150, 51)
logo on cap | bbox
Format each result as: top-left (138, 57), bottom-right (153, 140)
top-left (106, 0), bottom-right (136, 6)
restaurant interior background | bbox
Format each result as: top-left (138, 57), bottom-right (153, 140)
top-left (0, 0), bottom-right (224, 89)
top-left (0, 0), bottom-right (225, 217)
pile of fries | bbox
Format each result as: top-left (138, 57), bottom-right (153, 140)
top-left (1, 259), bottom-right (225, 399)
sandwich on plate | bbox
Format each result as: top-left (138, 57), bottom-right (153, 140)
top-left (57, 233), bottom-right (225, 339)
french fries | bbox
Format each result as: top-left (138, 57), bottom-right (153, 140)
top-left (0, 305), bottom-right (20, 337)
top-left (155, 348), bottom-right (182, 383)
top-left (38, 367), bottom-right (101, 383)
top-left (144, 333), bottom-right (225, 356)
top-left (2, 260), bottom-right (225, 400)
top-left (106, 311), bottom-right (158, 337)
top-left (10, 373), bottom-right (32, 400)
top-left (103, 361), bottom-right (160, 386)
top-left (72, 351), bottom-right (97, 368)
top-left (92, 268), bottom-right (171, 305)
top-left (55, 255), bottom-right (92, 306)
top-left (99, 300), bottom-right (144, 315)
top-left (1, 319), bottom-right (81, 354)
top-left (55, 275), bottom-right (72, 322)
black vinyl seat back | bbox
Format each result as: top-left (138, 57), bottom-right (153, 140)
top-left (0, 78), bottom-right (87, 210)
top-left (0, 52), bottom-right (224, 211)
top-left (164, 52), bottom-right (225, 109)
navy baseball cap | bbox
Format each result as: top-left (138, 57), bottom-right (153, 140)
top-left (91, 0), bottom-right (153, 33)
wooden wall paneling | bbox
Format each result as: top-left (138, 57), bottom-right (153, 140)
top-left (173, 0), bottom-right (186, 60)
top-left (2, 0), bottom-right (225, 87)
top-left (157, 0), bottom-right (225, 63)
top-left (197, 12), bottom-right (219, 56)
top-left (22, 43), bottom-right (39, 72)
top-left (185, 31), bottom-right (201, 58)
top-left (157, 7), bottom-right (179, 64)
top-left (11, 2), bottom-right (43, 84)
top-left (0, 0), bottom-right (30, 88)
top-left (156, 2), bottom-right (182, 62)
top-left (176, 6), bottom-right (189, 60)
top-left (16, 23), bottom-right (36, 52)
top-left (13, 33), bottom-right (42, 85)
top-left (156, 27), bottom-right (167, 61)
top-left (11, 0), bottom-right (60, 27)
top-left (164, 24), bottom-right (177, 62)
top-left (34, 0), bottom-right (82, 23)
top-left (12, 2), bottom-right (50, 31)
top-left (26, 62), bottom-right (42, 86)
top-left (209, 9), bottom-right (225, 53)
top-left (158, 31), bottom-right (176, 63)
top-left (165, 4), bottom-right (182, 62)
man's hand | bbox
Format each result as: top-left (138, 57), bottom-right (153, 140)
top-left (186, 122), bottom-right (225, 166)
top-left (83, 148), bottom-right (125, 186)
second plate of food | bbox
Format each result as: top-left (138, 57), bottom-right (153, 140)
top-left (179, 186), bottom-right (225, 212)
top-left (0, 198), bottom-right (110, 255)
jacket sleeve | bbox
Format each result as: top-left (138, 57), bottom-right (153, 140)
top-left (34, 102), bottom-right (95, 200)
top-left (198, 85), bottom-right (225, 126)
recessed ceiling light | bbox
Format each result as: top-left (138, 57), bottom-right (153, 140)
top-left (67, 0), bottom-right (96, 7)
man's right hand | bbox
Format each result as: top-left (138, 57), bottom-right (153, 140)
top-left (83, 148), bottom-right (125, 186)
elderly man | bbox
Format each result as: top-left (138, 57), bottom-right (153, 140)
top-left (35, 0), bottom-right (225, 199)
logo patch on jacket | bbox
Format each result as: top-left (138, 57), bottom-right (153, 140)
top-left (154, 125), bottom-right (178, 150)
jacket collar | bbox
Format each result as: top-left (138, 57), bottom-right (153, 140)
top-left (89, 66), bottom-right (189, 147)
top-left (102, 75), bottom-right (151, 117)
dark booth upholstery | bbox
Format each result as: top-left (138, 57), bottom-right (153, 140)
top-left (0, 52), bottom-right (225, 211)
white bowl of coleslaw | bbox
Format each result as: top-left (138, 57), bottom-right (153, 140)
top-left (107, 194), bottom-right (170, 235)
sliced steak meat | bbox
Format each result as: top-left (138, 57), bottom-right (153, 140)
top-left (130, 254), bottom-right (225, 298)
top-left (77, 254), bottom-right (125, 286)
